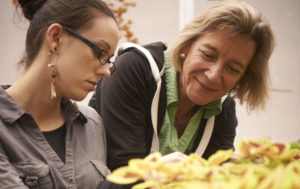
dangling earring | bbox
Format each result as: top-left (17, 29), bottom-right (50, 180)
top-left (180, 53), bottom-right (186, 59)
top-left (48, 63), bottom-right (57, 99)
top-left (229, 84), bottom-right (240, 95)
top-left (48, 50), bottom-right (57, 99)
top-left (234, 84), bottom-right (240, 90)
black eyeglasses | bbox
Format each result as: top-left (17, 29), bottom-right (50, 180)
top-left (61, 25), bottom-right (115, 74)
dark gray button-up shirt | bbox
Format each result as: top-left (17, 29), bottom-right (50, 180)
top-left (0, 86), bottom-right (109, 188)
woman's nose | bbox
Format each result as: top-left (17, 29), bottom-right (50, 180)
top-left (96, 64), bottom-right (111, 78)
top-left (205, 64), bottom-right (223, 83)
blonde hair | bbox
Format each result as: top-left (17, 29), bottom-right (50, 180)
top-left (170, 0), bottom-right (274, 111)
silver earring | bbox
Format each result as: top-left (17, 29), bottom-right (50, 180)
top-left (180, 53), bottom-right (186, 59)
top-left (48, 50), bottom-right (52, 55)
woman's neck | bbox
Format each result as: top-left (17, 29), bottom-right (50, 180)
top-left (177, 72), bottom-right (198, 116)
top-left (175, 97), bottom-right (198, 138)
top-left (175, 73), bottom-right (198, 138)
top-left (6, 60), bottom-right (65, 131)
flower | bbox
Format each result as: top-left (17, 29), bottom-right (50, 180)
top-left (107, 138), bottom-right (300, 189)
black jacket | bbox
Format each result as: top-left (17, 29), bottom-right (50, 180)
top-left (89, 42), bottom-right (238, 171)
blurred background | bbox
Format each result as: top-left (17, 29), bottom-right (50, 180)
top-left (1, 0), bottom-right (299, 148)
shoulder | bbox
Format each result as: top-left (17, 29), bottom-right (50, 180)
top-left (108, 42), bottom-right (166, 87)
top-left (120, 41), bottom-right (166, 57)
top-left (215, 95), bottom-right (237, 127)
top-left (77, 103), bottom-right (104, 130)
top-left (117, 42), bottom-right (167, 70)
top-left (222, 95), bottom-right (236, 110)
top-left (143, 42), bottom-right (167, 69)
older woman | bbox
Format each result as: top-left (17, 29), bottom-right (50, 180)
top-left (89, 0), bottom-right (274, 171)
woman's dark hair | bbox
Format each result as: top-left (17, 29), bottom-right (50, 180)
top-left (17, 0), bottom-right (116, 67)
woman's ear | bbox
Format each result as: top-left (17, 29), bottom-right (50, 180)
top-left (46, 23), bottom-right (63, 53)
top-left (182, 44), bottom-right (191, 55)
top-left (179, 44), bottom-right (191, 70)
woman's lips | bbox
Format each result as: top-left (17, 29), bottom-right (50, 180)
top-left (88, 80), bottom-right (98, 86)
top-left (86, 80), bottom-right (97, 90)
top-left (195, 77), bottom-right (218, 92)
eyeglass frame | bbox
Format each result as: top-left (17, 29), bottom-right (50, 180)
top-left (61, 24), bottom-right (115, 74)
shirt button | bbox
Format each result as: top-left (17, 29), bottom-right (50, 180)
top-left (67, 177), bottom-right (74, 184)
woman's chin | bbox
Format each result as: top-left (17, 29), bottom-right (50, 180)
top-left (69, 92), bottom-right (88, 102)
top-left (187, 92), bottom-right (207, 105)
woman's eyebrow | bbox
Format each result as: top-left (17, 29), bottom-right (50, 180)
top-left (231, 60), bottom-right (246, 69)
top-left (96, 39), bottom-right (111, 51)
top-left (203, 43), bottom-right (247, 69)
top-left (202, 44), bottom-right (218, 53)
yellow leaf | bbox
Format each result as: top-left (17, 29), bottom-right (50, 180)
top-left (132, 180), bottom-right (161, 189)
top-left (106, 167), bottom-right (141, 184)
top-left (208, 149), bottom-right (233, 166)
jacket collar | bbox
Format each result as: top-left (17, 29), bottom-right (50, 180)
top-left (0, 85), bottom-right (26, 124)
top-left (0, 85), bottom-right (86, 125)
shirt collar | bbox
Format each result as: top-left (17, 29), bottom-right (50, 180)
top-left (61, 98), bottom-right (87, 124)
top-left (0, 85), bottom-right (26, 124)
top-left (203, 98), bottom-right (222, 118)
top-left (0, 85), bottom-right (86, 125)
top-left (164, 50), bottom-right (178, 106)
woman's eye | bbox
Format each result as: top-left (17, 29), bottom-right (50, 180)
top-left (228, 66), bottom-right (240, 74)
top-left (202, 51), bottom-right (216, 60)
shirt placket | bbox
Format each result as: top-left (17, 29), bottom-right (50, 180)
top-left (27, 116), bottom-right (76, 188)
top-left (63, 121), bottom-right (76, 188)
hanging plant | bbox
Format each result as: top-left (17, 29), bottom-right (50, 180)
top-left (106, 0), bottom-right (138, 43)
